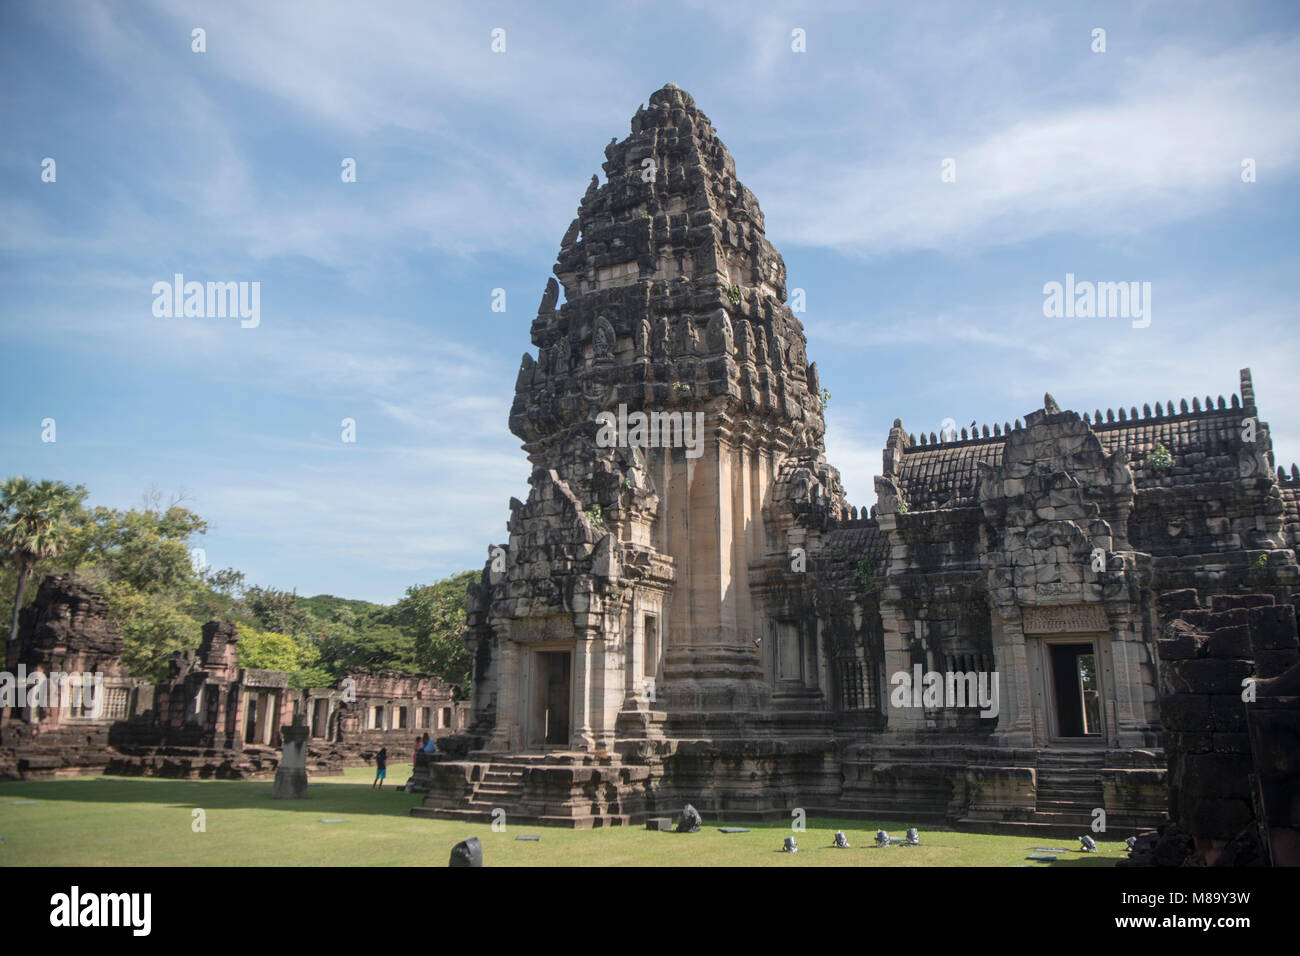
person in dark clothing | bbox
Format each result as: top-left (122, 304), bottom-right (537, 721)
top-left (372, 746), bottom-right (388, 789)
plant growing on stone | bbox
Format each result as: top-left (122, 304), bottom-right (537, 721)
top-left (671, 381), bottom-right (692, 393)
top-left (1145, 444), bottom-right (1174, 471)
top-left (1254, 553), bottom-right (1269, 570)
top-left (728, 285), bottom-right (742, 306)
top-left (820, 387), bottom-right (831, 412)
top-left (854, 558), bottom-right (874, 590)
top-left (585, 505), bottom-right (605, 529)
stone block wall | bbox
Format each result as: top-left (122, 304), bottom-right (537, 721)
top-left (1153, 589), bottom-right (1300, 864)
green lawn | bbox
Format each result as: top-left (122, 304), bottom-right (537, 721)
top-left (0, 771), bottom-right (1127, 866)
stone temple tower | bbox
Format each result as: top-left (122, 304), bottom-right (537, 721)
top-left (460, 82), bottom-right (847, 763)
top-left (418, 84), bottom-right (1292, 833)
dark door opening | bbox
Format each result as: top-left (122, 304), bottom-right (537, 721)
top-left (244, 694), bottom-right (258, 744)
top-left (311, 698), bottom-right (328, 738)
top-left (542, 651), bottom-right (571, 746)
top-left (1049, 642), bottom-right (1101, 738)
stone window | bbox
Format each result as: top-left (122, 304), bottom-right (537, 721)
top-left (440, 707), bottom-right (452, 729)
top-left (66, 680), bottom-right (96, 719)
top-left (395, 706), bottom-right (408, 730)
top-left (643, 615), bottom-right (659, 678)
top-left (103, 687), bottom-right (129, 720)
top-left (839, 660), bottom-right (866, 710)
top-left (775, 619), bottom-right (802, 682)
top-left (368, 705), bottom-right (384, 730)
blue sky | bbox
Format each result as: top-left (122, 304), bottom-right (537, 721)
top-left (2, 1), bottom-right (1298, 604)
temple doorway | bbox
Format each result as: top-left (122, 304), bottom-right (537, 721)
top-left (244, 694), bottom-right (259, 744)
top-left (528, 650), bottom-right (572, 748)
top-left (1048, 642), bottom-right (1102, 739)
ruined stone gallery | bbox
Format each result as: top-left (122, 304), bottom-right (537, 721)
top-left (412, 85), bottom-right (1299, 863)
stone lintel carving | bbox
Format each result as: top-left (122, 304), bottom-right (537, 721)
top-left (1021, 603), bottom-right (1109, 634)
top-left (508, 616), bottom-right (575, 644)
top-left (243, 669), bottom-right (290, 688)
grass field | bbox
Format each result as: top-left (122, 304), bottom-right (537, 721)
top-left (0, 768), bottom-right (1127, 866)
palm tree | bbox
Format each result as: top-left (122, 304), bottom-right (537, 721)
top-left (1, 477), bottom-right (87, 641)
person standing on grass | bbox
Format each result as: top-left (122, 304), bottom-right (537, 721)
top-left (413, 736), bottom-right (422, 763)
top-left (372, 746), bottom-right (388, 789)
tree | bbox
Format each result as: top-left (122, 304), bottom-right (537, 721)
top-left (236, 624), bottom-right (331, 689)
top-left (244, 586), bottom-right (315, 637)
top-left (384, 570), bottom-right (477, 691)
top-left (0, 477), bottom-right (88, 641)
top-left (80, 502), bottom-right (207, 592)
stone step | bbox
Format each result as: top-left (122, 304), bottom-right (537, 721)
top-left (413, 805), bottom-right (637, 829)
top-left (1036, 800), bottom-right (1102, 813)
top-left (1037, 785), bottom-right (1104, 796)
top-left (475, 786), bottom-right (524, 798)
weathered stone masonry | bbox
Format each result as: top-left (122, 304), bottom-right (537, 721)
top-left (0, 575), bottom-right (467, 780)
top-left (416, 84), bottom-right (1300, 839)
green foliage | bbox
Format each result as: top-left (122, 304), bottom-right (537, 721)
top-left (820, 386), bottom-right (832, 412)
top-left (585, 504), bottom-right (605, 529)
top-left (0, 475), bottom-right (479, 694)
top-left (318, 622), bottom-right (417, 675)
top-left (1, 477), bottom-right (89, 640)
top-left (1145, 444), bottom-right (1174, 471)
top-left (237, 624), bottom-right (326, 689)
top-left (1254, 553), bottom-right (1269, 570)
top-left (854, 558), bottom-right (875, 591)
top-left (382, 570), bottom-right (477, 691)
top-left (78, 504), bottom-right (206, 593)
top-left (244, 585), bottom-right (315, 636)
top-left (96, 576), bottom-right (202, 682)
top-left (727, 285), bottom-right (742, 306)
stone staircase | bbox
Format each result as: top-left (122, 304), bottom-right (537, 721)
top-left (955, 747), bottom-right (1166, 837)
top-left (411, 752), bottom-right (657, 828)
top-left (467, 764), bottom-right (528, 812)
top-left (1032, 749), bottom-right (1106, 828)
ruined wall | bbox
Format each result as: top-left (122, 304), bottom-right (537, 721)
top-left (1147, 589), bottom-right (1300, 865)
top-left (323, 671), bottom-right (465, 764)
top-left (2, 575), bottom-right (469, 780)
top-left (1, 575), bottom-right (150, 778)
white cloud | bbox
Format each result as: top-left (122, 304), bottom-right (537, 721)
top-left (755, 38), bottom-right (1300, 256)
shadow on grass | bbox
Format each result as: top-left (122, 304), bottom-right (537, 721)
top-left (0, 775), bottom-right (426, 819)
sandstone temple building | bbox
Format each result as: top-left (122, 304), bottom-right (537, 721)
top-left (415, 84), bottom-right (1300, 851)
top-left (0, 575), bottom-right (468, 780)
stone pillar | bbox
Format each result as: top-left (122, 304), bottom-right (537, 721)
top-left (273, 715), bottom-right (309, 799)
top-left (572, 634), bottom-right (597, 750)
top-left (489, 638), bottom-right (521, 751)
top-left (991, 618), bottom-right (1034, 746)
